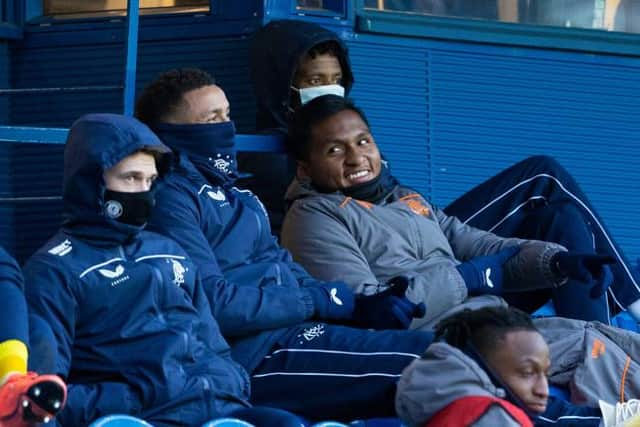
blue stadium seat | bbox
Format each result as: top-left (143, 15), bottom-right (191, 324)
top-left (88, 415), bottom-right (153, 427)
top-left (201, 418), bottom-right (255, 427)
top-left (348, 419), bottom-right (405, 426)
top-left (309, 422), bottom-right (349, 427)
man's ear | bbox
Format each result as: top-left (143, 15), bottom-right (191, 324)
top-left (296, 161), bottom-right (311, 181)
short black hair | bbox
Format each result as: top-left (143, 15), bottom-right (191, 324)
top-left (135, 68), bottom-right (215, 126)
top-left (306, 40), bottom-right (343, 61)
top-left (287, 94), bottom-right (369, 161)
top-left (294, 40), bottom-right (345, 82)
top-left (435, 306), bottom-right (537, 359)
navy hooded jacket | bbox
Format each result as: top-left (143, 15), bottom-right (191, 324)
top-left (242, 19), bottom-right (354, 235)
top-left (23, 114), bottom-right (250, 426)
top-left (148, 122), bottom-right (333, 373)
top-left (0, 245), bottom-right (28, 346)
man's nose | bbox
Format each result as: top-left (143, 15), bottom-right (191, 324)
top-left (345, 148), bottom-right (364, 165)
top-left (534, 375), bottom-right (549, 398)
top-left (138, 181), bottom-right (152, 192)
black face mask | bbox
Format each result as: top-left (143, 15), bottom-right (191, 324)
top-left (103, 189), bottom-right (155, 226)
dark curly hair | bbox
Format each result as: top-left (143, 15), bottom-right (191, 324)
top-left (287, 94), bottom-right (369, 161)
top-left (135, 68), bottom-right (215, 126)
top-left (435, 306), bottom-right (537, 358)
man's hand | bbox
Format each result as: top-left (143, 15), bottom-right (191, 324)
top-left (551, 252), bottom-right (615, 298)
top-left (351, 276), bottom-right (426, 330)
top-left (306, 282), bottom-right (355, 320)
top-left (456, 246), bottom-right (520, 296)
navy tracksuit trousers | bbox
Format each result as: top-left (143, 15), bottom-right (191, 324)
top-left (444, 155), bottom-right (640, 323)
top-left (250, 323), bottom-right (434, 422)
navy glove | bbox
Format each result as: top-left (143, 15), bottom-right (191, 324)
top-left (551, 252), bottom-right (615, 298)
top-left (306, 281), bottom-right (355, 320)
top-left (351, 276), bottom-right (426, 330)
top-left (456, 246), bottom-right (520, 296)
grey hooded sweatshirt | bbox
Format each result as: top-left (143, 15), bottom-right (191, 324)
top-left (396, 342), bottom-right (527, 427)
top-left (282, 179), bottom-right (567, 328)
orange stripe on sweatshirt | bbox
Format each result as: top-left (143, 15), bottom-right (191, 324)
top-left (339, 197), bottom-right (352, 208)
top-left (620, 356), bottom-right (631, 402)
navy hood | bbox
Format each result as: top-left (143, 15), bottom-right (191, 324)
top-left (249, 19), bottom-right (354, 133)
top-left (62, 113), bottom-right (171, 245)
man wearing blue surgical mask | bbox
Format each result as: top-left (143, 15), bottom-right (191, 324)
top-left (289, 41), bottom-right (346, 109)
top-left (136, 68), bottom-right (435, 422)
top-left (240, 20), bottom-right (355, 236)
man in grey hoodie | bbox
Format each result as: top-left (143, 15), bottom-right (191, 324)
top-left (282, 95), bottom-right (618, 327)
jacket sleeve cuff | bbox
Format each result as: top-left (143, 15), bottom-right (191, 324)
top-left (541, 246), bottom-right (568, 287)
top-left (299, 288), bottom-right (316, 319)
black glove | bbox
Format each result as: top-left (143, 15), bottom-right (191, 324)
top-left (456, 246), bottom-right (520, 296)
top-left (305, 281), bottom-right (355, 320)
top-left (551, 252), bottom-right (615, 298)
top-left (351, 276), bottom-right (426, 330)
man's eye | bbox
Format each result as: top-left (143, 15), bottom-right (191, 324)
top-left (328, 146), bottom-right (341, 154)
top-left (358, 138), bottom-right (369, 146)
top-left (332, 76), bottom-right (342, 84)
top-left (309, 78), bottom-right (322, 86)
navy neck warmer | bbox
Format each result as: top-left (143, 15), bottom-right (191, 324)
top-left (154, 121), bottom-right (238, 185)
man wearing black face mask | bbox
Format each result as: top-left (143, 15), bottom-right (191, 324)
top-left (136, 68), bottom-right (438, 422)
top-left (21, 113), bottom-right (307, 426)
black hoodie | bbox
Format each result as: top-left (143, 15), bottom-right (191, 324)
top-left (249, 19), bottom-right (354, 133)
top-left (240, 20), bottom-right (354, 236)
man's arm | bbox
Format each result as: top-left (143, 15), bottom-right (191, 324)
top-left (436, 207), bottom-right (566, 291)
top-left (149, 183), bottom-right (315, 336)
top-left (23, 256), bottom-right (143, 425)
top-left (57, 382), bottom-right (143, 426)
top-left (281, 201), bottom-right (380, 293)
top-left (0, 246), bottom-right (29, 365)
top-left (281, 201), bottom-right (467, 322)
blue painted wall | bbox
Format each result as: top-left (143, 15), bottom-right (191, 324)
top-left (347, 33), bottom-right (640, 264)
top-left (0, 42), bottom-right (8, 122)
top-left (4, 7), bottom-right (640, 264)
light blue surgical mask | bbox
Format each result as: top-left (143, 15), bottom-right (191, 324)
top-left (291, 84), bottom-right (345, 105)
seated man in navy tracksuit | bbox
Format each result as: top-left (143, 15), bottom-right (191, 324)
top-left (0, 245), bottom-right (66, 427)
top-left (22, 114), bottom-right (304, 427)
top-left (135, 68), bottom-right (434, 422)
top-left (247, 19), bottom-right (640, 324)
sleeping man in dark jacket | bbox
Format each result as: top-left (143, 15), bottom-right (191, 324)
top-left (249, 19), bottom-right (640, 325)
top-left (22, 113), bottom-right (305, 427)
top-left (135, 68), bottom-right (435, 422)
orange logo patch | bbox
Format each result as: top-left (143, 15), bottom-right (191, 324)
top-left (591, 338), bottom-right (606, 359)
top-left (339, 197), bottom-right (373, 210)
top-left (355, 200), bottom-right (374, 210)
top-left (402, 199), bottom-right (431, 217)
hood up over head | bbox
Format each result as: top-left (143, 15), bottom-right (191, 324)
top-left (249, 19), bottom-right (354, 133)
top-left (62, 113), bottom-right (170, 245)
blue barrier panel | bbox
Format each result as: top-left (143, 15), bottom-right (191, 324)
top-left (0, 126), bottom-right (286, 152)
